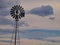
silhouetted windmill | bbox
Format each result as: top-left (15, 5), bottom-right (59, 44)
top-left (10, 5), bottom-right (25, 45)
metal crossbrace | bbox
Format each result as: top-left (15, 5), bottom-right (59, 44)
top-left (17, 21), bottom-right (20, 45)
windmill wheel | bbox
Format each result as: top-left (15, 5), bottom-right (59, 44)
top-left (10, 5), bottom-right (25, 21)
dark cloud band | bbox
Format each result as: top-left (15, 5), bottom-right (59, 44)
top-left (29, 5), bottom-right (54, 17)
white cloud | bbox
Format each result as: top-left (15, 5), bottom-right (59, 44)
top-left (0, 25), bottom-right (14, 30)
top-left (5, 13), bottom-right (60, 30)
top-left (45, 37), bottom-right (60, 41)
top-left (0, 37), bottom-right (60, 45)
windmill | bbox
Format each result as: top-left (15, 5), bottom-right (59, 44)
top-left (10, 5), bottom-right (25, 45)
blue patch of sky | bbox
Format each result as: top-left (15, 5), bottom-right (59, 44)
top-left (0, 29), bottom-right (60, 39)
top-left (0, 29), bottom-right (60, 43)
top-left (20, 29), bottom-right (60, 39)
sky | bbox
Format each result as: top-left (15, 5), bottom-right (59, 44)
top-left (0, 0), bottom-right (60, 45)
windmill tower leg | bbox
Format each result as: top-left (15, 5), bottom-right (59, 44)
top-left (14, 21), bottom-right (18, 45)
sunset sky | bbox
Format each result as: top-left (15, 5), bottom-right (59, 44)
top-left (0, 0), bottom-right (60, 45)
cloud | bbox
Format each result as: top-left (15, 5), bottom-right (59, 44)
top-left (49, 15), bottom-right (55, 20)
top-left (0, 10), bottom-right (9, 16)
top-left (0, 0), bottom-right (20, 9)
top-left (19, 29), bottom-right (60, 43)
top-left (0, 0), bottom-right (9, 9)
top-left (0, 0), bottom-right (10, 16)
top-left (0, 40), bottom-right (10, 43)
top-left (0, 28), bottom-right (60, 39)
top-left (0, 29), bottom-right (12, 35)
top-left (29, 5), bottom-right (54, 17)
top-left (0, 16), bottom-right (28, 27)
top-left (20, 29), bottom-right (60, 39)
top-left (45, 37), bottom-right (60, 43)
top-left (0, 17), bottom-right (13, 25)
top-left (0, 2), bottom-right (9, 16)
top-left (0, 29), bottom-right (60, 43)
top-left (0, 0), bottom-right (20, 16)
